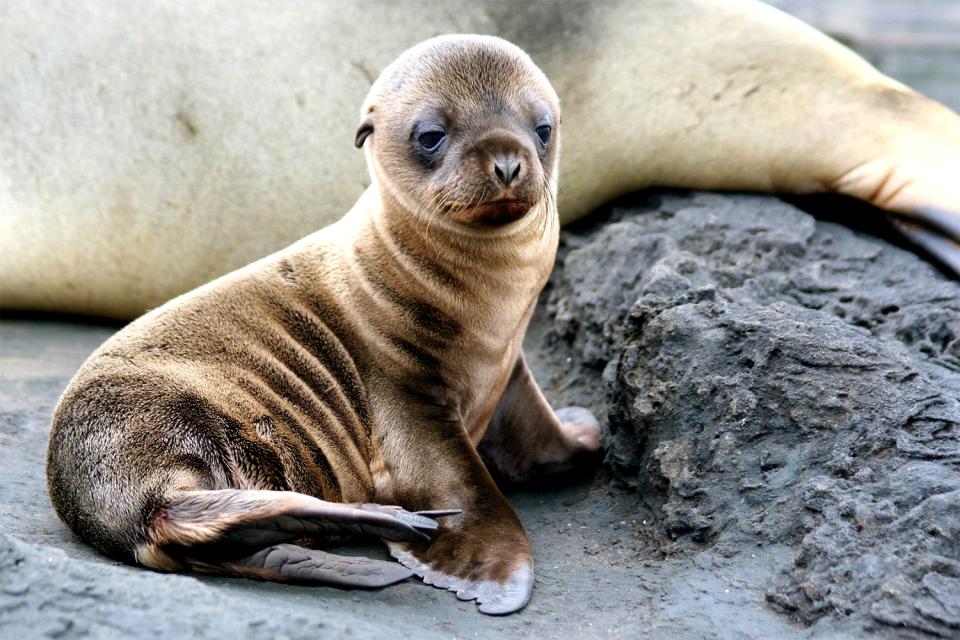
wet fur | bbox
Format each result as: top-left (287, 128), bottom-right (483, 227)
top-left (47, 35), bottom-right (598, 614)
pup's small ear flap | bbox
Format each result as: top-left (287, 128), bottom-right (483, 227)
top-left (355, 114), bottom-right (374, 148)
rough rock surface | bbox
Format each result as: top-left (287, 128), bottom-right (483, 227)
top-left (543, 191), bottom-right (960, 637)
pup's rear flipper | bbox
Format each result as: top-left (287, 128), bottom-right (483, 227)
top-left (195, 543), bottom-right (415, 588)
top-left (138, 489), bottom-right (447, 588)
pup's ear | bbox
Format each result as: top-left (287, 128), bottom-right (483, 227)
top-left (355, 113), bottom-right (374, 148)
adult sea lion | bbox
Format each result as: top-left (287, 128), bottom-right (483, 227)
top-left (2, 0), bottom-right (959, 319)
top-left (46, 35), bottom-right (601, 615)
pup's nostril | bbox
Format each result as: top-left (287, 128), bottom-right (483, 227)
top-left (494, 156), bottom-right (522, 187)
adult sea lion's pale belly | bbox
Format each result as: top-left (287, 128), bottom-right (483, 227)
top-left (3, 0), bottom-right (959, 318)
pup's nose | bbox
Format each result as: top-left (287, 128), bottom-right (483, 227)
top-left (493, 155), bottom-right (521, 187)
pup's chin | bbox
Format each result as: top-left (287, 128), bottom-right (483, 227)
top-left (456, 199), bottom-right (533, 226)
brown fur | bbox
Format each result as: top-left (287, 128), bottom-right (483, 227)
top-left (46, 35), bottom-right (600, 614)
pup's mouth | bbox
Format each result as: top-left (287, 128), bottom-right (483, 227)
top-left (459, 199), bottom-right (532, 226)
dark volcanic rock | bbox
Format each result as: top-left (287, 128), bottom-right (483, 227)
top-left (544, 191), bottom-right (960, 636)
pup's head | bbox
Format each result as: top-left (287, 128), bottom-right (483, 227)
top-left (356, 35), bottom-right (560, 227)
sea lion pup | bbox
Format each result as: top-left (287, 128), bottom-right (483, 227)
top-left (46, 35), bottom-right (601, 615)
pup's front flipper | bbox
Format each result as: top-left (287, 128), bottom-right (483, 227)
top-left (388, 530), bottom-right (533, 615)
top-left (375, 393), bottom-right (536, 614)
top-left (479, 352), bottom-right (603, 485)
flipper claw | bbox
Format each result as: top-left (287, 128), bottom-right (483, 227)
top-left (411, 509), bottom-right (463, 518)
top-left (389, 509), bottom-right (442, 531)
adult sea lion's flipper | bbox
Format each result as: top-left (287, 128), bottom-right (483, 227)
top-left (890, 209), bottom-right (960, 277)
top-left (549, 0), bottom-right (960, 276)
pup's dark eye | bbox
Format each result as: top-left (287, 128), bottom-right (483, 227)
top-left (535, 125), bottom-right (552, 144)
top-left (418, 131), bottom-right (446, 150)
